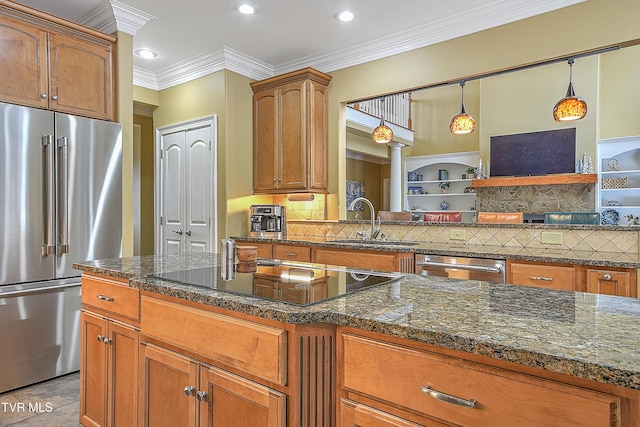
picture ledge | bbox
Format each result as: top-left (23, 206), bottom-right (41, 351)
top-left (471, 174), bottom-right (597, 188)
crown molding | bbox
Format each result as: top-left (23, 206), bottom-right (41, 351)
top-left (134, 46), bottom-right (274, 90)
top-left (132, 0), bottom-right (586, 90)
top-left (77, 1), bottom-right (116, 34)
top-left (111, 0), bottom-right (156, 36)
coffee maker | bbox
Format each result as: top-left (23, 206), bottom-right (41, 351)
top-left (249, 205), bottom-right (286, 238)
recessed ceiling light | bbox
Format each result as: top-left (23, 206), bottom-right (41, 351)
top-left (134, 48), bottom-right (157, 59)
top-left (237, 3), bottom-right (256, 14)
top-left (335, 10), bottom-right (354, 22)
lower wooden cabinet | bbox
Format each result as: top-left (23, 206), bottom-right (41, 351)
top-left (339, 331), bottom-right (622, 427)
top-left (80, 274), bottom-right (140, 427)
top-left (507, 260), bottom-right (638, 296)
top-left (140, 344), bottom-right (286, 427)
top-left (80, 311), bottom-right (139, 427)
top-left (586, 268), bottom-right (637, 297)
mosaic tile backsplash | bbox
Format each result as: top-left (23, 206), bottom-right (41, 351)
top-left (476, 184), bottom-right (596, 214)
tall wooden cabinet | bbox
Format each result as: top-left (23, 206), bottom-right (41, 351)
top-left (251, 68), bottom-right (332, 194)
top-left (0, 2), bottom-right (114, 120)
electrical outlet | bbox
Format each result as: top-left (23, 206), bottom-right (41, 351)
top-left (541, 231), bottom-right (563, 245)
top-left (450, 229), bottom-right (467, 240)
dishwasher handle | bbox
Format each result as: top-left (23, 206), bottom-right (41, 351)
top-left (420, 260), bottom-right (503, 274)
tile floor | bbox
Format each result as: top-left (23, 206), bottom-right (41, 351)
top-left (0, 372), bottom-right (80, 427)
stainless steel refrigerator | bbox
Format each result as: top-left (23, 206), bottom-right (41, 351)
top-left (0, 101), bottom-right (122, 393)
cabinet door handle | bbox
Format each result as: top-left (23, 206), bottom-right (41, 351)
top-left (421, 385), bottom-right (476, 408)
top-left (97, 294), bottom-right (114, 301)
top-left (51, 95), bottom-right (58, 100)
top-left (97, 335), bottom-right (105, 342)
top-left (196, 391), bottom-right (207, 402)
top-left (103, 338), bottom-right (112, 345)
top-left (41, 93), bottom-right (48, 99)
top-left (603, 274), bottom-right (612, 280)
top-left (184, 386), bottom-right (195, 396)
top-left (529, 276), bottom-right (553, 281)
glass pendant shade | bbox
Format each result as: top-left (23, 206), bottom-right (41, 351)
top-left (372, 97), bottom-right (393, 143)
top-left (553, 59), bottom-right (587, 122)
top-left (450, 82), bottom-right (476, 134)
top-left (553, 83), bottom-right (587, 121)
top-left (372, 119), bottom-right (393, 143)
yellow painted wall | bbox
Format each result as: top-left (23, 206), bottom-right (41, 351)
top-left (599, 44), bottom-right (640, 138)
top-left (133, 114), bottom-right (155, 254)
top-left (115, 31), bottom-right (134, 256)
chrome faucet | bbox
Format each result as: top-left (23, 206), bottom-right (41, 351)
top-left (348, 197), bottom-right (381, 240)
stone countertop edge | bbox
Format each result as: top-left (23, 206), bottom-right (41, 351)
top-left (73, 254), bottom-right (640, 392)
top-left (232, 236), bottom-right (640, 268)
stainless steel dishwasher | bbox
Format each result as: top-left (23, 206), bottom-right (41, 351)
top-left (415, 254), bottom-right (506, 284)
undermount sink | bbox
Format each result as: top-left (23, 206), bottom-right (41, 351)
top-left (331, 239), bottom-right (420, 246)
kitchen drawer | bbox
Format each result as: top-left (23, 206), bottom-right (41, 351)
top-left (81, 274), bottom-right (140, 321)
top-left (508, 261), bottom-right (576, 291)
top-left (274, 243), bottom-right (311, 262)
top-left (340, 398), bottom-right (428, 427)
top-left (141, 296), bottom-right (287, 385)
top-left (313, 247), bottom-right (398, 271)
top-left (341, 333), bottom-right (620, 427)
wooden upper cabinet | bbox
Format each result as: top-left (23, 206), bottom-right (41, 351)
top-left (0, 15), bottom-right (49, 108)
top-left (48, 32), bottom-right (113, 120)
top-left (251, 68), bottom-right (331, 194)
top-left (0, 2), bottom-right (115, 120)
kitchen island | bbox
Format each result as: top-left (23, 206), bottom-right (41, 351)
top-left (75, 253), bottom-right (640, 426)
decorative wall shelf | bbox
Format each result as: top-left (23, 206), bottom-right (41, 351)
top-left (471, 174), bottom-right (597, 188)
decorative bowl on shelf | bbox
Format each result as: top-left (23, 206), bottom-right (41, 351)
top-left (601, 208), bottom-right (620, 225)
top-left (408, 186), bottom-right (422, 195)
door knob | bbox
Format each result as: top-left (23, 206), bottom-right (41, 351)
top-left (196, 391), bottom-right (207, 402)
top-left (184, 386), bottom-right (195, 396)
top-left (185, 230), bottom-right (192, 236)
top-left (172, 229), bottom-right (183, 235)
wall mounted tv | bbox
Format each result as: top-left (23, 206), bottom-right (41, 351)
top-left (489, 128), bottom-right (576, 177)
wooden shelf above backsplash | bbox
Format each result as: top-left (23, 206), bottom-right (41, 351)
top-left (471, 174), bottom-right (597, 188)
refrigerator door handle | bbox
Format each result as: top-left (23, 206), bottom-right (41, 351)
top-left (42, 135), bottom-right (55, 256)
top-left (57, 136), bottom-right (69, 254)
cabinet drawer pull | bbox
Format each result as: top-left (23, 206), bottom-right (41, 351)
top-left (285, 252), bottom-right (298, 257)
top-left (184, 386), bottom-right (195, 396)
top-left (529, 276), bottom-right (553, 281)
top-left (196, 391), bottom-right (208, 402)
top-left (97, 294), bottom-right (114, 301)
top-left (603, 274), bottom-right (612, 280)
top-left (421, 386), bottom-right (476, 408)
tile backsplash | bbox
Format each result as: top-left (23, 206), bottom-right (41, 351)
top-left (287, 220), bottom-right (639, 254)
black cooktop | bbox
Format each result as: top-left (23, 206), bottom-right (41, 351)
top-left (149, 259), bottom-right (402, 306)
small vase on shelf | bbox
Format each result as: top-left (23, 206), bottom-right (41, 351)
top-left (439, 200), bottom-right (449, 210)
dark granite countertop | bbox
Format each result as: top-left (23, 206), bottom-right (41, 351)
top-left (233, 236), bottom-right (640, 268)
top-left (74, 253), bottom-right (640, 391)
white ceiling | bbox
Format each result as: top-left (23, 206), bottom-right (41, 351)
top-left (13, 0), bottom-right (586, 90)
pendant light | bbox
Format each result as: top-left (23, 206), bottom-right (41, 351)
top-left (372, 97), bottom-right (393, 143)
top-left (450, 81), bottom-right (476, 134)
top-left (553, 58), bottom-right (587, 121)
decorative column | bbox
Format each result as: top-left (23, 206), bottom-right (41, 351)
top-left (388, 142), bottom-right (405, 212)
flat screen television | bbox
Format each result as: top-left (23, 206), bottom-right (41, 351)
top-left (489, 128), bottom-right (576, 177)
